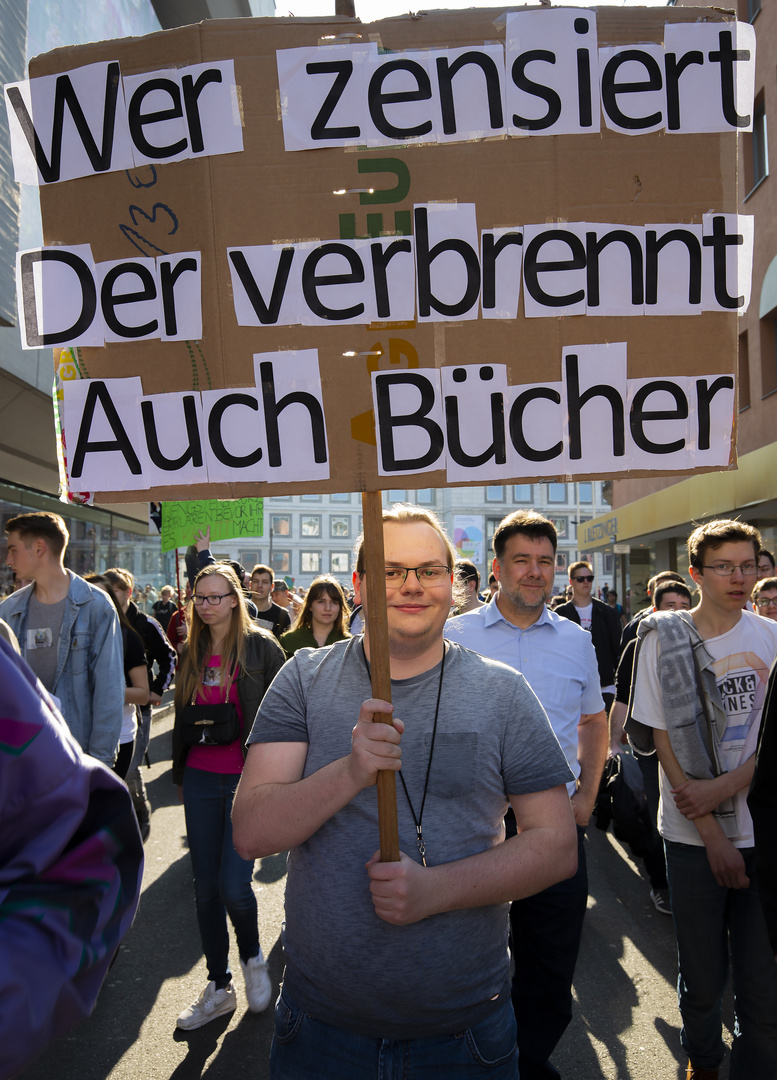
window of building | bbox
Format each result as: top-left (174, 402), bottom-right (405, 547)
top-left (761, 311), bottom-right (777, 397)
top-left (330, 551), bottom-right (350, 573)
top-left (415, 489), bottom-right (436, 505)
top-left (548, 483), bottom-right (567, 503)
top-left (739, 330), bottom-right (751, 409)
top-left (744, 93), bottom-right (768, 196)
top-left (387, 490), bottom-right (406, 502)
top-left (485, 486), bottom-right (505, 502)
top-left (330, 492), bottom-right (350, 502)
top-left (577, 482), bottom-right (593, 503)
top-left (301, 551), bottom-right (321, 573)
top-left (270, 550), bottom-right (291, 575)
top-left (486, 517), bottom-right (502, 558)
top-left (300, 493), bottom-right (321, 502)
top-left (555, 551), bottom-right (568, 573)
top-left (549, 515), bottom-right (568, 539)
top-left (301, 515), bottom-right (321, 538)
top-left (330, 515), bottom-right (350, 538)
top-left (330, 516), bottom-right (350, 537)
top-left (271, 514), bottom-right (291, 536)
top-left (239, 550), bottom-right (261, 567)
top-left (513, 485), bottom-right (533, 502)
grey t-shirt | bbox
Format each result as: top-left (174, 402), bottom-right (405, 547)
top-left (24, 593), bottom-right (66, 691)
top-left (248, 636), bottom-right (572, 1038)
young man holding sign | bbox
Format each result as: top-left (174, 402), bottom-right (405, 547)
top-left (232, 505), bottom-right (576, 1079)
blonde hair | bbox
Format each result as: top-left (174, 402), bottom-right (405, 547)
top-left (291, 575), bottom-right (351, 638)
top-left (353, 503), bottom-right (465, 608)
top-left (174, 564), bottom-right (260, 706)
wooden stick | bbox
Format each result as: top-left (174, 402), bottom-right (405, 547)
top-left (360, 490), bottom-right (399, 862)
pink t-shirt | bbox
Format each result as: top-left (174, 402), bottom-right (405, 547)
top-left (186, 656), bottom-right (245, 775)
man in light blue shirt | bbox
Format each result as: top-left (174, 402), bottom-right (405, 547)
top-left (446, 509), bottom-right (606, 1080)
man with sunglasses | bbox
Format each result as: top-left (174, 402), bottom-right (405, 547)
top-left (555, 561), bottom-right (622, 716)
top-left (626, 519), bottom-right (777, 1080)
top-left (233, 504), bottom-right (576, 1079)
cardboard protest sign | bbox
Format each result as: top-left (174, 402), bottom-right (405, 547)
top-left (7, 6), bottom-right (752, 502)
top-left (159, 497), bottom-right (264, 553)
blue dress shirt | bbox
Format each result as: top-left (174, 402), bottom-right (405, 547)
top-left (445, 600), bottom-right (604, 794)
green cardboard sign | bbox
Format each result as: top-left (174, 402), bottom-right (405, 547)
top-left (160, 499), bottom-right (263, 553)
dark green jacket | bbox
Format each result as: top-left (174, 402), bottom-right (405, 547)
top-left (279, 624), bottom-right (349, 660)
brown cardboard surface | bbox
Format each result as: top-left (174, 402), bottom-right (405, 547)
top-left (29, 6), bottom-right (739, 502)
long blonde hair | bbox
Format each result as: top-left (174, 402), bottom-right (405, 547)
top-left (174, 564), bottom-right (257, 707)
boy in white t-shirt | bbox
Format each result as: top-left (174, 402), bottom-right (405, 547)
top-left (626, 519), bottom-right (777, 1080)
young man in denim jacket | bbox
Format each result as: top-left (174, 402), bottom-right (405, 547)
top-left (0, 512), bottom-right (123, 766)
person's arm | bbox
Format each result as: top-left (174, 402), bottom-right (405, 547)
top-left (144, 616), bottom-right (177, 700)
top-left (671, 756), bottom-right (756, 819)
top-left (194, 527), bottom-right (215, 572)
top-left (570, 709), bottom-right (608, 825)
top-left (232, 697), bottom-right (404, 859)
top-left (365, 785), bottom-right (577, 925)
top-left (653, 727), bottom-right (749, 889)
top-left (609, 699), bottom-right (628, 755)
top-left (125, 663), bottom-right (149, 706)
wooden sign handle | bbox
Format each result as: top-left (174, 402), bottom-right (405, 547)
top-left (361, 490), bottom-right (400, 862)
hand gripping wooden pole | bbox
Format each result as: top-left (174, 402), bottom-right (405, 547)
top-left (360, 490), bottom-right (400, 862)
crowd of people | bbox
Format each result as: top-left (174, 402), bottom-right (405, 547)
top-left (1, 506), bottom-right (776, 1080)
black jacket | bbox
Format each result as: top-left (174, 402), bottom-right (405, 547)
top-left (126, 600), bottom-right (177, 697)
top-left (555, 596), bottom-right (621, 687)
top-left (172, 630), bottom-right (285, 783)
top-left (748, 656), bottom-right (777, 954)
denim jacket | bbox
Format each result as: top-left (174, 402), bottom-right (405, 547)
top-left (0, 572), bottom-right (124, 765)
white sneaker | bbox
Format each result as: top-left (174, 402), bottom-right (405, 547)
top-left (177, 981), bottom-right (237, 1030)
top-left (240, 954), bottom-right (272, 1013)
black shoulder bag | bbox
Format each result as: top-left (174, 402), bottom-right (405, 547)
top-left (179, 655), bottom-right (240, 747)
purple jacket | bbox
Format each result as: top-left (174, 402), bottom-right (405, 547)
top-left (0, 637), bottom-right (144, 1076)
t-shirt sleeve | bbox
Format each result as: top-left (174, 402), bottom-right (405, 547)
top-left (501, 673), bottom-right (575, 795)
top-left (126, 630), bottom-right (146, 672)
top-left (631, 633), bottom-right (667, 731)
top-left (246, 655), bottom-right (310, 744)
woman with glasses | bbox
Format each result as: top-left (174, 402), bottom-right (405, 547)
top-left (279, 575), bottom-right (351, 659)
top-left (173, 564), bottom-right (285, 1030)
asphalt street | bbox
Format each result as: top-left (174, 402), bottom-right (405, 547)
top-left (19, 707), bottom-right (736, 1080)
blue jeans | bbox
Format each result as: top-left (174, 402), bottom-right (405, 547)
top-left (666, 841), bottom-right (777, 1076)
top-left (183, 766), bottom-right (259, 985)
top-left (509, 825), bottom-right (588, 1080)
top-left (270, 989), bottom-right (518, 1079)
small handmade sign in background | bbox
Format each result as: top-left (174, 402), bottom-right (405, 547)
top-left (159, 497), bottom-right (264, 552)
top-left (5, 5), bottom-right (754, 501)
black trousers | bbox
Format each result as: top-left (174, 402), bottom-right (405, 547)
top-left (510, 826), bottom-right (588, 1080)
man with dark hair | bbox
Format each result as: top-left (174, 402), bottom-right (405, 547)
top-left (453, 559), bottom-right (484, 614)
top-left (233, 505), bottom-right (577, 1079)
top-left (626, 518), bottom-right (777, 1079)
top-left (555, 561), bottom-right (622, 715)
top-left (249, 563), bottom-right (291, 638)
top-left (757, 548), bottom-right (775, 580)
top-left (446, 509), bottom-right (606, 1080)
top-left (620, 570), bottom-right (687, 650)
top-left (753, 576), bottom-right (777, 621)
top-left (0, 512), bottom-right (123, 765)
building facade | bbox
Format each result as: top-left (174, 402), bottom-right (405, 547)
top-left (0, 0), bottom-right (272, 595)
top-left (580, 0), bottom-right (776, 609)
top-left (206, 482), bottom-right (612, 597)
